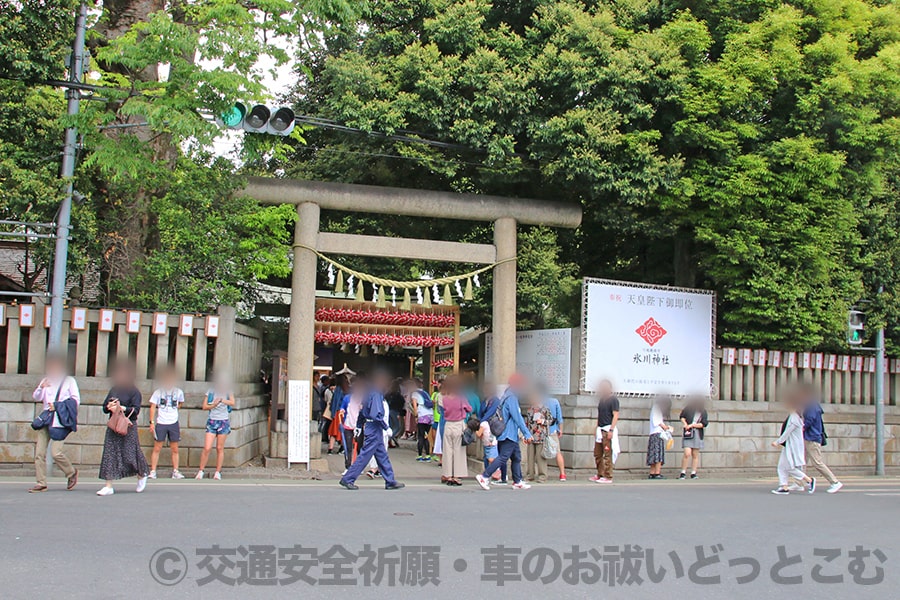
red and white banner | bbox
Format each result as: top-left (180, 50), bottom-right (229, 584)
top-left (126, 311), bottom-right (142, 333)
top-left (582, 279), bottom-right (715, 395)
top-left (99, 308), bottom-right (115, 332)
top-left (152, 313), bottom-right (168, 335)
top-left (71, 307), bottom-right (87, 331)
top-left (178, 314), bottom-right (193, 337)
top-left (205, 315), bottom-right (220, 338)
top-left (19, 304), bottom-right (35, 327)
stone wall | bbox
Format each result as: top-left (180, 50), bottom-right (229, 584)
top-left (0, 374), bottom-right (269, 476)
top-left (559, 395), bottom-right (900, 477)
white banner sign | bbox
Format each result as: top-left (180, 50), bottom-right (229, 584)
top-left (287, 380), bottom-right (311, 465)
top-left (484, 328), bottom-right (573, 395)
top-left (581, 279), bottom-right (715, 396)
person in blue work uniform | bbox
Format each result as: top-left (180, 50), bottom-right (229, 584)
top-left (339, 370), bottom-right (406, 491)
top-left (475, 374), bottom-right (534, 491)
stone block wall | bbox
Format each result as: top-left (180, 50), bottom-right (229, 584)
top-left (558, 395), bottom-right (900, 477)
top-left (0, 374), bottom-right (269, 476)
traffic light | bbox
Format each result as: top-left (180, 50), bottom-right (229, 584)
top-left (848, 309), bottom-right (865, 345)
top-left (216, 103), bottom-right (295, 136)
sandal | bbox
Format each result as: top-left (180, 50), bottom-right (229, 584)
top-left (28, 485), bottom-right (48, 493)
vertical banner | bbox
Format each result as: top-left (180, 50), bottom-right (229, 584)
top-left (799, 352), bottom-right (811, 369)
top-left (785, 352), bottom-right (797, 368)
top-left (152, 312), bottom-right (168, 335)
top-left (840, 356), bottom-right (850, 371)
top-left (753, 349), bottom-right (767, 366)
top-left (580, 278), bottom-right (716, 395)
top-left (814, 353), bottom-right (824, 370)
top-left (126, 310), bottom-right (142, 333)
top-left (738, 349), bottom-right (752, 366)
top-left (827, 355), bottom-right (837, 371)
top-left (71, 307), bottom-right (88, 331)
top-left (205, 315), bottom-right (220, 338)
top-left (0, 303), bottom-right (5, 326)
top-left (19, 304), bottom-right (35, 327)
top-left (178, 314), bottom-right (193, 336)
top-left (287, 380), bottom-right (311, 465)
top-left (99, 308), bottom-right (115, 332)
top-left (768, 351), bottom-right (782, 368)
top-left (722, 348), bottom-right (736, 365)
top-left (44, 305), bottom-right (51, 328)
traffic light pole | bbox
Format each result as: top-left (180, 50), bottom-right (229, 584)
top-left (48, 1), bottom-right (87, 353)
top-left (875, 287), bottom-right (885, 476)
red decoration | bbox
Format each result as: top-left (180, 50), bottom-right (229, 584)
top-left (315, 330), bottom-right (453, 348)
top-left (315, 307), bottom-right (454, 328)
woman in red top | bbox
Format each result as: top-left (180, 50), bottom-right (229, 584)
top-left (439, 375), bottom-right (472, 486)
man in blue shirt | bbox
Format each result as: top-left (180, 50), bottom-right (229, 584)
top-left (340, 371), bottom-right (405, 491)
top-left (801, 387), bottom-right (842, 493)
top-left (476, 374), bottom-right (533, 490)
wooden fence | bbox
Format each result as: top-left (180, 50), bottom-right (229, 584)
top-left (0, 302), bottom-right (261, 383)
top-left (716, 348), bottom-right (898, 406)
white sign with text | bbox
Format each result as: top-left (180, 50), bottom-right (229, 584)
top-left (287, 380), bottom-right (311, 465)
top-left (581, 279), bottom-right (715, 396)
top-left (484, 328), bottom-right (573, 395)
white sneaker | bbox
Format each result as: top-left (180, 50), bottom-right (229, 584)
top-left (213, 472), bottom-right (222, 480)
top-left (171, 470), bottom-right (185, 480)
top-left (475, 474), bottom-right (491, 490)
top-left (512, 482), bottom-right (531, 490)
top-left (195, 471), bottom-right (205, 480)
top-left (96, 486), bottom-right (114, 496)
top-left (827, 481), bottom-right (843, 494)
top-left (136, 476), bottom-right (148, 493)
top-left (148, 470), bottom-right (157, 480)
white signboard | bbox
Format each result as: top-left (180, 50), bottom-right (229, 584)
top-left (484, 329), bottom-right (572, 395)
top-left (287, 380), bottom-right (311, 465)
top-left (581, 279), bottom-right (715, 396)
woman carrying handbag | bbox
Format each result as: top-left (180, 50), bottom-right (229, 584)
top-left (97, 361), bottom-right (150, 496)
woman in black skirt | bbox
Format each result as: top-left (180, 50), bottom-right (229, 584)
top-left (97, 361), bottom-right (150, 496)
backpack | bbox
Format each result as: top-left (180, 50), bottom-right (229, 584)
top-left (488, 398), bottom-right (508, 437)
top-left (417, 390), bottom-right (434, 410)
top-left (462, 427), bottom-right (476, 447)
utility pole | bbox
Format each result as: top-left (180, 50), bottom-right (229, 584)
top-left (48, 1), bottom-right (87, 353)
top-left (875, 285), bottom-right (885, 476)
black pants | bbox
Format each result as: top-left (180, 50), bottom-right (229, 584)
top-left (417, 423), bottom-right (431, 456)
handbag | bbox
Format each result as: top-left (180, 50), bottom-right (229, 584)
top-left (31, 383), bottom-right (63, 430)
top-left (462, 427), bottom-right (476, 447)
top-left (542, 433), bottom-right (559, 460)
top-left (107, 408), bottom-right (133, 436)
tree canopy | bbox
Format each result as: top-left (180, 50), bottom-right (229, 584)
top-left (1, 0), bottom-right (899, 351)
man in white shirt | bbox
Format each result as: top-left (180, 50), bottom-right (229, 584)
top-left (148, 365), bottom-right (186, 479)
top-left (29, 353), bottom-right (80, 493)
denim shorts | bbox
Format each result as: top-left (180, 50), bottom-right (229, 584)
top-left (484, 445), bottom-right (499, 460)
top-left (206, 418), bottom-right (231, 435)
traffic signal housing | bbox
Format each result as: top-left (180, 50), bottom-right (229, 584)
top-left (217, 103), bottom-right (295, 136)
top-left (848, 309), bottom-right (865, 345)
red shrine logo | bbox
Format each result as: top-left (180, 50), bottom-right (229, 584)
top-left (636, 317), bottom-right (667, 347)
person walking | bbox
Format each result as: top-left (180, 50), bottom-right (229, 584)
top-left (29, 353), bottom-right (80, 493)
top-left (771, 393), bottom-right (816, 495)
top-left (412, 379), bottom-right (433, 461)
top-left (385, 378), bottom-right (405, 448)
top-left (523, 391), bottom-right (552, 483)
top-left (195, 374), bottom-right (235, 480)
top-left (148, 365), bottom-right (186, 480)
top-left (475, 375), bottom-right (534, 491)
top-left (801, 387), bottom-right (843, 493)
top-left (647, 395), bottom-right (672, 479)
top-left (339, 371), bottom-right (405, 490)
top-left (478, 381), bottom-right (506, 484)
top-left (591, 379), bottom-right (619, 484)
top-left (97, 361), bottom-right (149, 496)
top-left (439, 375), bottom-right (472, 486)
top-left (678, 396), bottom-right (709, 480)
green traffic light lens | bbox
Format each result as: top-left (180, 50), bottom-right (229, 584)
top-left (220, 103), bottom-right (246, 128)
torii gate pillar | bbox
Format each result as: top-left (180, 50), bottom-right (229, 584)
top-left (288, 201), bottom-right (319, 383)
top-left (492, 217), bottom-right (517, 385)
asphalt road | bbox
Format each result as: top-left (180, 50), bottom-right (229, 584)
top-left (1, 476), bottom-right (898, 599)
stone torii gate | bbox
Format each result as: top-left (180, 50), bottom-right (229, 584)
top-left (243, 176), bottom-right (582, 388)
